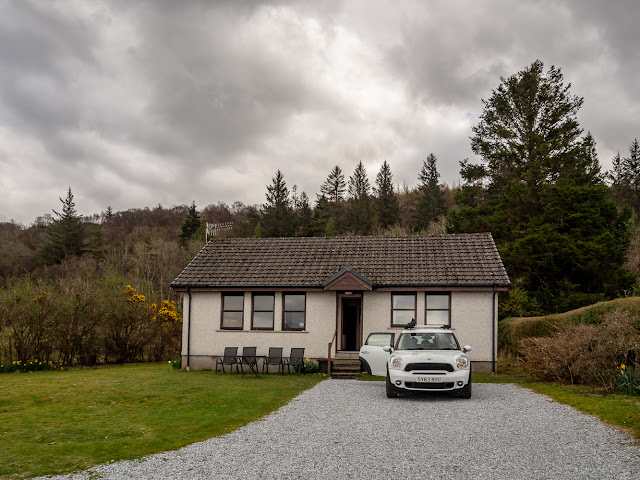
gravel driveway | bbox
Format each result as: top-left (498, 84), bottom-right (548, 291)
top-left (39, 381), bottom-right (640, 480)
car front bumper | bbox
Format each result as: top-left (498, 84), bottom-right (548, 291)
top-left (388, 368), bottom-right (470, 392)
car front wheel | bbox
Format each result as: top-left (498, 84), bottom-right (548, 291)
top-left (456, 368), bottom-right (472, 399)
top-left (386, 371), bottom-right (399, 398)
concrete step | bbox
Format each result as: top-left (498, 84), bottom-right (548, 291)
top-left (331, 360), bottom-right (361, 368)
top-left (335, 352), bottom-right (360, 360)
top-left (330, 357), bottom-right (361, 379)
top-left (330, 371), bottom-right (359, 379)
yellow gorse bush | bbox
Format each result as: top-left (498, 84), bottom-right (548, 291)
top-left (122, 285), bottom-right (181, 327)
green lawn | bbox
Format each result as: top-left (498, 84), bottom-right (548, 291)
top-left (0, 363), bottom-right (324, 479)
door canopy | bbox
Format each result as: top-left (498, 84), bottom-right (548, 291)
top-left (322, 266), bottom-right (373, 291)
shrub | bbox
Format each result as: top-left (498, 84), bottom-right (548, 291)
top-left (501, 296), bottom-right (640, 356)
top-left (615, 365), bottom-right (640, 396)
top-left (0, 359), bottom-right (64, 373)
top-left (169, 357), bottom-right (182, 370)
top-left (303, 358), bottom-right (319, 374)
top-left (519, 310), bottom-right (640, 388)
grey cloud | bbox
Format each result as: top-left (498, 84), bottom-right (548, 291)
top-left (1, 0), bottom-right (639, 224)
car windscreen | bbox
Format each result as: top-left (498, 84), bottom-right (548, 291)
top-left (396, 332), bottom-right (459, 351)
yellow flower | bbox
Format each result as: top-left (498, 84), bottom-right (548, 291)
top-left (621, 364), bottom-right (626, 370)
top-left (60, 367), bottom-right (64, 371)
top-left (306, 357), bottom-right (311, 362)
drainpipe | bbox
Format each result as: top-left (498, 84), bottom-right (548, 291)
top-left (186, 287), bottom-right (192, 371)
top-left (492, 285), bottom-right (497, 374)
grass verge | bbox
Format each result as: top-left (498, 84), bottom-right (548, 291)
top-left (0, 363), bottom-right (324, 479)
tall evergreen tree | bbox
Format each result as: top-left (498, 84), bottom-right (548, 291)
top-left (296, 191), bottom-right (313, 236)
top-left (346, 161), bottom-right (373, 234)
top-left (623, 138), bottom-right (640, 216)
top-left (448, 60), bottom-right (634, 313)
top-left (41, 187), bottom-right (86, 265)
top-left (320, 165), bottom-right (346, 204)
top-left (374, 161), bottom-right (400, 229)
top-left (413, 153), bottom-right (447, 232)
top-left (318, 165), bottom-right (347, 233)
top-left (102, 205), bottom-right (114, 223)
top-left (310, 195), bottom-right (332, 236)
top-left (608, 152), bottom-right (631, 211)
top-left (261, 170), bottom-right (295, 237)
top-left (180, 201), bottom-right (201, 243)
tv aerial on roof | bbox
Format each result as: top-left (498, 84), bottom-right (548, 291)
top-left (206, 222), bottom-right (233, 242)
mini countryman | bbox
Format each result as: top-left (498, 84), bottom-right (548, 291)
top-left (359, 325), bottom-right (472, 398)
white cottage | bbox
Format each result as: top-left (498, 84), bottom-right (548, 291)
top-left (171, 233), bottom-right (510, 373)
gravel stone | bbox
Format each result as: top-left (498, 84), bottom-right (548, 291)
top-left (35, 381), bottom-right (640, 480)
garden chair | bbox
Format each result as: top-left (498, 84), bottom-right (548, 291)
top-left (239, 346), bottom-right (257, 375)
top-left (215, 347), bottom-right (239, 374)
top-left (285, 347), bottom-right (305, 375)
top-left (262, 347), bottom-right (285, 375)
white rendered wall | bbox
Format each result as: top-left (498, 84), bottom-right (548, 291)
top-left (450, 291), bottom-right (496, 363)
top-left (181, 289), bottom-right (497, 368)
top-left (182, 291), bottom-right (337, 361)
top-left (361, 290), bottom-right (495, 363)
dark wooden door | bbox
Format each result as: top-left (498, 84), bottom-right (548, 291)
top-left (341, 298), bottom-right (361, 351)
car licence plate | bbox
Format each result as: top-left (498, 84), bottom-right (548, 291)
top-left (416, 376), bottom-right (442, 383)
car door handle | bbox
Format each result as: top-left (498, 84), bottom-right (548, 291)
top-left (361, 349), bottom-right (368, 354)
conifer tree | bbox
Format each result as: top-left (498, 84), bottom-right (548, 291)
top-left (320, 165), bottom-right (346, 203)
top-left (41, 187), bottom-right (86, 265)
top-left (413, 154), bottom-right (447, 232)
top-left (319, 165), bottom-right (347, 233)
top-left (374, 161), bottom-right (400, 230)
top-left (261, 170), bottom-right (295, 237)
top-left (608, 152), bottom-right (630, 210)
top-left (346, 161), bottom-right (373, 234)
top-left (296, 191), bottom-right (313, 236)
top-left (102, 205), bottom-right (114, 223)
top-left (180, 201), bottom-right (201, 243)
top-left (310, 195), bottom-right (332, 236)
top-left (623, 138), bottom-right (640, 216)
top-left (448, 60), bottom-right (634, 313)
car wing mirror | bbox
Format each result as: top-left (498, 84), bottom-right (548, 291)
top-left (383, 345), bottom-right (393, 353)
top-left (463, 345), bottom-right (472, 353)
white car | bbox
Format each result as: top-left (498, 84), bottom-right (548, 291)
top-left (359, 326), bottom-right (472, 398)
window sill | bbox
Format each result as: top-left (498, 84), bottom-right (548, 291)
top-left (216, 329), bottom-right (308, 333)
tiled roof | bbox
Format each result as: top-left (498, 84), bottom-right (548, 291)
top-left (171, 233), bottom-right (510, 289)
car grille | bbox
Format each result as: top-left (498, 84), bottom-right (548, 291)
top-left (405, 382), bottom-right (455, 390)
top-left (404, 362), bottom-right (454, 372)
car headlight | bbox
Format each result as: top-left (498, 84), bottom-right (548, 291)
top-left (389, 356), bottom-right (403, 369)
top-left (456, 355), bottom-right (469, 369)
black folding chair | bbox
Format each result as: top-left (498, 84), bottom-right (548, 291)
top-left (239, 346), bottom-right (258, 376)
top-left (215, 347), bottom-right (239, 374)
top-left (286, 348), bottom-right (305, 375)
top-left (262, 347), bottom-right (285, 375)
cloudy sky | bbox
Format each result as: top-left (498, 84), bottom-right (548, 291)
top-left (1, 0), bottom-right (639, 224)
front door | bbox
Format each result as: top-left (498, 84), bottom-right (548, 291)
top-left (341, 297), bottom-right (362, 351)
